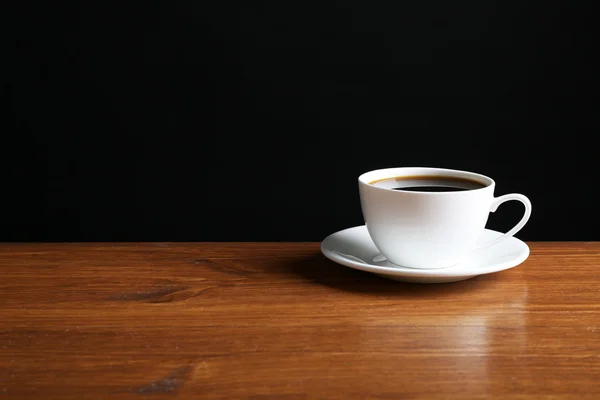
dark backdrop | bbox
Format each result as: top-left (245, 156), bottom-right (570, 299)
top-left (2, 1), bottom-right (596, 241)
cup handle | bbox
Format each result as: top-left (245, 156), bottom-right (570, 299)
top-left (475, 194), bottom-right (532, 250)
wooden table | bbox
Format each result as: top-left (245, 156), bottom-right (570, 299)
top-left (1, 242), bottom-right (599, 399)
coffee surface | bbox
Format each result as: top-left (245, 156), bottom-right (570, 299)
top-left (369, 175), bottom-right (487, 192)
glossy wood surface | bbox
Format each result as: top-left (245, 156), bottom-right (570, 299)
top-left (1, 242), bottom-right (599, 399)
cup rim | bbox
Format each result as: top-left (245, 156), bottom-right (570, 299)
top-left (358, 167), bottom-right (495, 194)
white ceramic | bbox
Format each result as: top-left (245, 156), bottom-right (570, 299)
top-left (321, 226), bottom-right (530, 283)
top-left (359, 167), bottom-right (532, 269)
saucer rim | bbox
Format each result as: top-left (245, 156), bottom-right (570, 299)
top-left (321, 225), bottom-right (530, 278)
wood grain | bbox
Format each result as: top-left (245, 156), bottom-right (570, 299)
top-left (1, 242), bottom-right (599, 399)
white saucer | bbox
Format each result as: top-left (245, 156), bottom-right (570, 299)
top-left (321, 226), bottom-right (530, 283)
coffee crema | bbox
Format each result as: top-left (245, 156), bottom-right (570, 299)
top-left (369, 175), bottom-right (487, 192)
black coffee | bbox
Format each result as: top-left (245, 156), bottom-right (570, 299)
top-left (369, 175), bottom-right (487, 192)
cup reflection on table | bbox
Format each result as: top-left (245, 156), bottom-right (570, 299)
top-left (351, 282), bottom-right (529, 393)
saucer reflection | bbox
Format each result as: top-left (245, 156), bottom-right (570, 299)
top-left (349, 281), bottom-right (530, 394)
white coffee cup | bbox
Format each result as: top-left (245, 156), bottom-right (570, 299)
top-left (358, 167), bottom-right (532, 269)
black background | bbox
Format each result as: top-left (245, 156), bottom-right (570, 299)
top-left (2, 1), bottom-right (597, 242)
